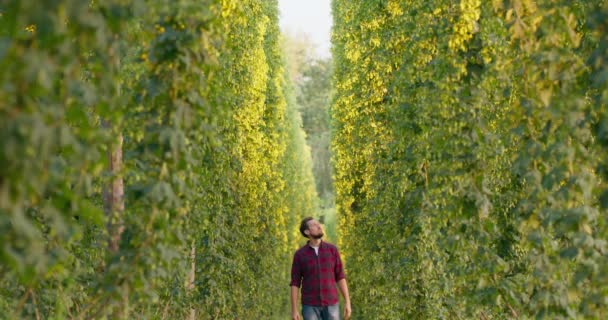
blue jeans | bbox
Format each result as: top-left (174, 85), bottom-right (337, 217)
top-left (302, 303), bottom-right (340, 320)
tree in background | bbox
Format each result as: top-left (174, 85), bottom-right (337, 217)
top-left (282, 33), bottom-right (336, 241)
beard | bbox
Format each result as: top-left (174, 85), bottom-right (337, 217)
top-left (311, 232), bottom-right (324, 240)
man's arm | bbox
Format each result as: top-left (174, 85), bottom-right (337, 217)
top-left (290, 285), bottom-right (300, 320)
top-left (334, 248), bottom-right (351, 319)
top-left (337, 278), bottom-right (351, 319)
top-left (290, 251), bottom-right (302, 320)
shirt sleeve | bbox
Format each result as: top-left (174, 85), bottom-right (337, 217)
top-left (290, 251), bottom-right (302, 287)
top-left (334, 248), bottom-right (345, 281)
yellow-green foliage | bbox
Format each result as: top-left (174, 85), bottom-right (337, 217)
top-left (332, 0), bottom-right (608, 319)
top-left (0, 0), bottom-right (317, 318)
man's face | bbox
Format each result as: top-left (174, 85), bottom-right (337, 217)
top-left (306, 219), bottom-right (324, 239)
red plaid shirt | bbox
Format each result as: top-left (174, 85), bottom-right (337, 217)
top-left (290, 241), bottom-right (345, 306)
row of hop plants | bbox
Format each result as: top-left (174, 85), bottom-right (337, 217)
top-left (331, 0), bottom-right (608, 319)
top-left (0, 0), bottom-right (318, 318)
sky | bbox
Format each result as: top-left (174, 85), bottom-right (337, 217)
top-left (278, 0), bottom-right (333, 58)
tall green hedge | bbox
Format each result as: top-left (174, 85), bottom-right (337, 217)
top-left (0, 0), bottom-right (317, 318)
top-left (332, 0), bottom-right (608, 318)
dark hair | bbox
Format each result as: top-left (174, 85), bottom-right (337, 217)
top-left (299, 217), bottom-right (314, 238)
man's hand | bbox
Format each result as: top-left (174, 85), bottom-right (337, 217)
top-left (290, 285), bottom-right (300, 320)
top-left (343, 302), bottom-right (352, 320)
top-left (337, 279), bottom-right (351, 319)
top-left (292, 311), bottom-right (301, 320)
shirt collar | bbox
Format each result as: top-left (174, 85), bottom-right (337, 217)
top-left (307, 240), bottom-right (323, 249)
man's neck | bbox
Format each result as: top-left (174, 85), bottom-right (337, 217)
top-left (308, 238), bottom-right (322, 247)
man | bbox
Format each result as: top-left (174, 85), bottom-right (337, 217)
top-left (290, 217), bottom-right (352, 320)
